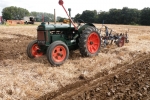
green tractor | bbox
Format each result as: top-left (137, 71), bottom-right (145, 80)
top-left (27, 0), bottom-right (101, 66)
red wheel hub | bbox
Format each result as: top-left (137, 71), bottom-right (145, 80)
top-left (31, 44), bottom-right (43, 57)
top-left (87, 32), bottom-right (100, 53)
top-left (52, 45), bottom-right (66, 62)
top-left (119, 37), bottom-right (124, 47)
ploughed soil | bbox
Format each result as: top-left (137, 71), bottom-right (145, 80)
top-left (37, 53), bottom-right (150, 100)
top-left (0, 24), bottom-right (150, 100)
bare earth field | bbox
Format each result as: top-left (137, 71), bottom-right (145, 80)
top-left (0, 24), bottom-right (150, 100)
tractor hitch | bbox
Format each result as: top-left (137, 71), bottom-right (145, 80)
top-left (100, 25), bottom-right (129, 47)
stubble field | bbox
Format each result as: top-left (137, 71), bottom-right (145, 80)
top-left (0, 23), bottom-right (150, 100)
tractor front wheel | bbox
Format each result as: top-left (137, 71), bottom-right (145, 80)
top-left (79, 26), bottom-right (101, 57)
top-left (46, 41), bottom-right (69, 66)
top-left (27, 40), bottom-right (44, 58)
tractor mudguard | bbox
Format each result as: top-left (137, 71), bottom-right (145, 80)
top-left (78, 23), bottom-right (95, 34)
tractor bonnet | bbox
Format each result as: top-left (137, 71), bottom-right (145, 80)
top-left (37, 22), bottom-right (75, 31)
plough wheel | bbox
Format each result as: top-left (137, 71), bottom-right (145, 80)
top-left (27, 40), bottom-right (44, 58)
top-left (117, 36), bottom-right (125, 47)
top-left (46, 41), bottom-right (69, 66)
top-left (79, 26), bottom-right (101, 57)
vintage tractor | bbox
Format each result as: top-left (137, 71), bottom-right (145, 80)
top-left (27, 0), bottom-right (128, 66)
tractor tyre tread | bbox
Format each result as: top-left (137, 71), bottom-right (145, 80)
top-left (79, 26), bottom-right (101, 57)
top-left (46, 41), bottom-right (69, 66)
top-left (27, 40), bottom-right (37, 58)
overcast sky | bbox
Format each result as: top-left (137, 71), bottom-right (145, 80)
top-left (0, 0), bottom-right (150, 17)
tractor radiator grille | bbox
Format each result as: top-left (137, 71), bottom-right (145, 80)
top-left (37, 31), bottom-right (45, 45)
top-left (37, 31), bottom-right (45, 40)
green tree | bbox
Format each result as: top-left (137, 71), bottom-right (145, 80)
top-left (97, 11), bottom-right (109, 24)
top-left (129, 8), bottom-right (140, 25)
top-left (80, 10), bottom-right (97, 23)
top-left (73, 7), bottom-right (149, 25)
top-left (2, 6), bottom-right (29, 20)
top-left (108, 9), bottom-right (121, 24)
top-left (30, 12), bottom-right (54, 22)
top-left (140, 7), bottom-right (150, 25)
top-left (74, 13), bottom-right (81, 22)
top-left (108, 8), bottom-right (140, 24)
top-left (120, 7), bottom-right (130, 24)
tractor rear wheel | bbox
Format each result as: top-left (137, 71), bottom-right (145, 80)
top-left (79, 26), bottom-right (101, 57)
top-left (27, 40), bottom-right (44, 58)
top-left (46, 41), bottom-right (69, 66)
top-left (117, 36), bottom-right (125, 47)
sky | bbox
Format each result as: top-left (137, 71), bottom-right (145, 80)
top-left (0, 0), bottom-right (150, 18)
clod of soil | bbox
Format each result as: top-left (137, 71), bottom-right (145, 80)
top-left (38, 54), bottom-right (150, 100)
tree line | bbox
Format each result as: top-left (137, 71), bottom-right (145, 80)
top-left (2, 6), bottom-right (150, 25)
top-left (2, 6), bottom-right (54, 22)
top-left (30, 11), bottom-right (54, 22)
top-left (2, 6), bottom-right (29, 20)
top-left (74, 7), bottom-right (150, 25)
